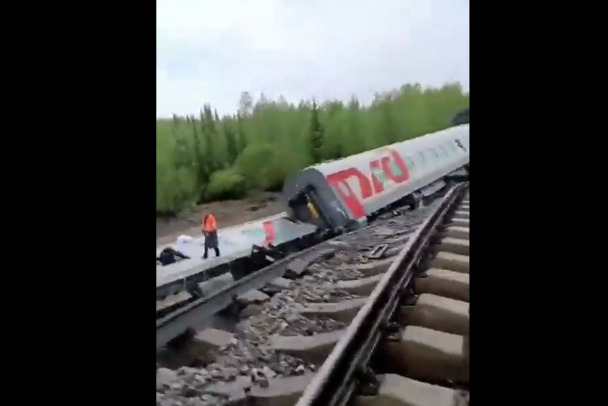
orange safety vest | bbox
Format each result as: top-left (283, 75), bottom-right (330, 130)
top-left (202, 214), bottom-right (217, 232)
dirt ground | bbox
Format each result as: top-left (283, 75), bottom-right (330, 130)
top-left (156, 191), bottom-right (285, 246)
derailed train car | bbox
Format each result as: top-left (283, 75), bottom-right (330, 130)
top-left (157, 124), bottom-right (469, 300)
top-left (283, 124), bottom-right (470, 230)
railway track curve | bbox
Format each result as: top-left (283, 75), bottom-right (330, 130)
top-left (156, 183), bottom-right (469, 406)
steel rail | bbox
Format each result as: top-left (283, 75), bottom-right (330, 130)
top-left (295, 183), bottom-right (468, 406)
top-left (156, 236), bottom-right (340, 350)
top-left (156, 206), bottom-right (398, 350)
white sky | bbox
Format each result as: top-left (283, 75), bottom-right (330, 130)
top-left (157, 0), bottom-right (469, 118)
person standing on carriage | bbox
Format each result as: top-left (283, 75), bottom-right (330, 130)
top-left (202, 213), bottom-right (220, 259)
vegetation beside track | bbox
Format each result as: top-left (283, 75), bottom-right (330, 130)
top-left (157, 83), bottom-right (469, 216)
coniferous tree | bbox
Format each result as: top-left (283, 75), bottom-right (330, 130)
top-left (238, 92), bottom-right (253, 116)
top-left (190, 119), bottom-right (209, 201)
top-left (236, 113), bottom-right (248, 152)
top-left (156, 83), bottom-right (470, 214)
top-left (224, 119), bottom-right (239, 164)
top-left (308, 100), bottom-right (324, 163)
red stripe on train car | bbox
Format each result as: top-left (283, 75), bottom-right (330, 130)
top-left (262, 221), bottom-right (276, 245)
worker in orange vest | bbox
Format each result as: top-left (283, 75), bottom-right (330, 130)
top-left (202, 213), bottom-right (220, 259)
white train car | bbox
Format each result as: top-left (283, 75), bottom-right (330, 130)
top-left (156, 213), bottom-right (317, 293)
top-left (283, 124), bottom-right (469, 228)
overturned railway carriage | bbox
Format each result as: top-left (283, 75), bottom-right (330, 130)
top-left (157, 124), bottom-right (469, 302)
top-left (283, 124), bottom-right (470, 229)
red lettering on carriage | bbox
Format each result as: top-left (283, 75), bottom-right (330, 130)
top-left (369, 160), bottom-right (385, 194)
top-left (325, 148), bottom-right (410, 219)
top-left (326, 168), bottom-right (370, 219)
top-left (262, 221), bottom-right (276, 245)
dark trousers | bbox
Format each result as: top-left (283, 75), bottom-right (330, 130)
top-left (203, 230), bottom-right (220, 259)
top-left (203, 247), bottom-right (220, 258)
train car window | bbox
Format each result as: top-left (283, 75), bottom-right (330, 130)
top-left (406, 156), bottom-right (415, 171)
top-left (417, 152), bottom-right (426, 166)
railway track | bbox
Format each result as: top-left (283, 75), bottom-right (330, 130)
top-left (156, 184), bottom-right (469, 406)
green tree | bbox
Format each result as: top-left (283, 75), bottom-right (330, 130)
top-left (223, 118), bottom-right (239, 164)
top-left (156, 82), bottom-right (469, 215)
top-left (308, 100), bottom-right (324, 163)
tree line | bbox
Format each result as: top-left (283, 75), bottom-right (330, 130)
top-left (157, 82), bottom-right (469, 216)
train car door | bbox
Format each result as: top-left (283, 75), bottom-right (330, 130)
top-left (288, 187), bottom-right (331, 229)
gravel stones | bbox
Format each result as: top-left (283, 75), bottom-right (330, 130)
top-left (157, 368), bottom-right (178, 392)
top-left (157, 204), bottom-right (441, 405)
top-left (279, 314), bottom-right (346, 336)
top-left (239, 304), bottom-right (264, 319)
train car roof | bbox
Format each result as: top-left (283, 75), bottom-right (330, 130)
top-left (309, 124), bottom-right (469, 174)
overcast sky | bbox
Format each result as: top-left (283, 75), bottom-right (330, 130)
top-left (157, 0), bottom-right (469, 118)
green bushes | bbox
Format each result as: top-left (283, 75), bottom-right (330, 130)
top-left (205, 169), bottom-right (247, 201)
top-left (156, 82), bottom-right (469, 216)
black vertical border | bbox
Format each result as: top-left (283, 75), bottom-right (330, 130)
top-left (472, 1), bottom-right (593, 404)
top-left (11, 1), bottom-right (159, 402)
